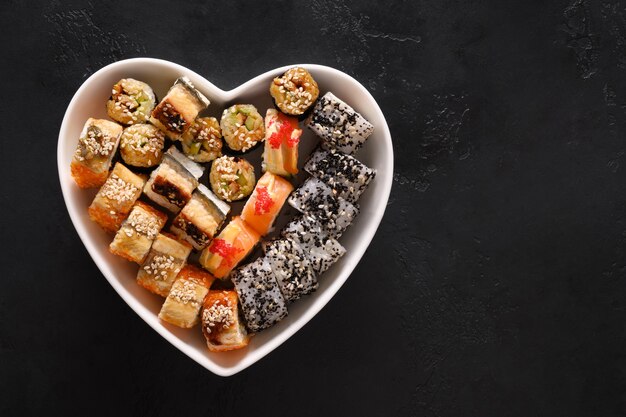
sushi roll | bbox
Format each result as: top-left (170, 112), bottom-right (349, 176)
top-left (201, 290), bottom-right (250, 352)
top-left (70, 118), bottom-right (123, 188)
top-left (150, 76), bottom-right (210, 140)
top-left (263, 238), bottom-right (317, 303)
top-left (287, 177), bottom-right (359, 239)
top-left (199, 216), bottom-right (260, 279)
top-left (269, 67), bottom-right (319, 117)
top-left (109, 201), bottom-right (168, 264)
top-left (304, 148), bottom-right (376, 204)
top-left (88, 162), bottom-right (146, 232)
top-left (209, 155), bottom-right (256, 202)
top-left (137, 233), bottom-right (193, 297)
top-left (170, 184), bottom-right (231, 250)
top-left (305, 92), bottom-right (374, 155)
top-left (106, 78), bottom-right (156, 125)
top-left (181, 117), bottom-right (223, 162)
top-left (240, 171), bottom-right (294, 236)
top-left (231, 257), bottom-right (288, 332)
top-left (143, 146), bottom-right (204, 213)
top-left (119, 124), bottom-right (166, 168)
top-left (220, 104), bottom-right (264, 152)
top-left (158, 265), bottom-right (215, 328)
top-left (262, 109), bottom-right (302, 177)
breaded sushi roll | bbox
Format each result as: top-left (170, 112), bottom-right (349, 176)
top-left (137, 233), bottom-right (192, 297)
top-left (241, 171), bottom-right (294, 236)
top-left (109, 201), bottom-right (168, 264)
top-left (150, 76), bottom-right (210, 140)
top-left (231, 257), bottom-right (288, 332)
top-left (209, 156), bottom-right (256, 202)
top-left (71, 118), bottom-right (123, 188)
top-left (262, 109), bottom-right (301, 177)
top-left (119, 124), bottom-right (166, 168)
top-left (107, 78), bottom-right (156, 125)
top-left (158, 265), bottom-right (215, 328)
top-left (304, 148), bottom-right (376, 203)
top-left (269, 67), bottom-right (319, 117)
top-left (88, 163), bottom-right (146, 232)
top-left (201, 290), bottom-right (250, 352)
top-left (263, 238), bottom-right (317, 303)
top-left (181, 117), bottom-right (223, 162)
top-left (199, 217), bottom-right (260, 279)
top-left (305, 92), bottom-right (374, 155)
top-left (143, 146), bottom-right (204, 213)
top-left (170, 184), bottom-right (231, 250)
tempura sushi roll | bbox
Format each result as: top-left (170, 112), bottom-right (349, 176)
top-left (109, 201), bottom-right (168, 264)
top-left (119, 124), bottom-right (166, 168)
top-left (137, 233), bottom-right (192, 297)
top-left (88, 163), bottom-right (146, 232)
top-left (159, 265), bottom-right (215, 328)
top-left (107, 78), bottom-right (156, 125)
top-left (262, 109), bottom-right (301, 177)
top-left (305, 92), bottom-right (374, 154)
top-left (231, 258), bottom-right (288, 332)
top-left (70, 118), bottom-right (123, 188)
top-left (201, 290), bottom-right (249, 351)
top-left (304, 148), bottom-right (376, 203)
top-left (181, 117), bottom-right (223, 162)
top-left (220, 104), bottom-right (264, 152)
top-left (170, 184), bottom-right (231, 250)
top-left (240, 171), bottom-right (294, 236)
top-left (209, 155), bottom-right (255, 202)
top-left (269, 67), bottom-right (319, 117)
top-left (199, 217), bottom-right (260, 279)
top-left (150, 76), bottom-right (210, 140)
top-left (143, 146), bottom-right (204, 213)
top-left (263, 238), bottom-right (317, 303)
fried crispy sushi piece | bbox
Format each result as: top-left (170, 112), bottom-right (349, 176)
top-left (137, 233), bottom-right (192, 297)
top-left (107, 78), bottom-right (156, 125)
top-left (158, 265), bottom-right (215, 328)
top-left (201, 290), bottom-right (250, 352)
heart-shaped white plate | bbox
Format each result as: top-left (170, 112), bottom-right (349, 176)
top-left (57, 58), bottom-right (393, 376)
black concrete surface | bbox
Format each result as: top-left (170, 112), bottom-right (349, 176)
top-left (2, 0), bottom-right (626, 416)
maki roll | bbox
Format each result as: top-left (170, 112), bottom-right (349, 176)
top-left (150, 76), bottom-right (210, 140)
top-left (106, 78), bottom-right (156, 125)
top-left (220, 104), bottom-right (264, 152)
top-left (201, 290), bottom-right (250, 352)
top-left (159, 265), bottom-right (215, 328)
top-left (88, 162), bottom-right (146, 232)
top-left (304, 148), bottom-right (376, 204)
top-left (170, 184), bottom-right (231, 250)
top-left (263, 238), bottom-right (317, 303)
top-left (143, 146), bottom-right (204, 213)
top-left (199, 216), bottom-right (260, 279)
top-left (262, 109), bottom-right (302, 177)
top-left (231, 257), bottom-right (288, 332)
top-left (119, 124), bottom-right (166, 168)
top-left (70, 118), bottom-right (123, 188)
top-left (269, 67), bottom-right (319, 117)
top-left (181, 117), bottom-right (223, 162)
top-left (240, 171), bottom-right (294, 236)
top-left (137, 233), bottom-right (192, 297)
top-left (305, 92), bottom-right (374, 155)
top-left (109, 201), bottom-right (168, 264)
top-left (209, 155), bottom-right (256, 202)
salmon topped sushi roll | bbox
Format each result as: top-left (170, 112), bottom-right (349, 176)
top-left (241, 171), bottom-right (294, 236)
top-left (199, 217), bottom-right (260, 279)
top-left (262, 109), bottom-right (302, 177)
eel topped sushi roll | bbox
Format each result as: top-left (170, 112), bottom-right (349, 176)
top-left (262, 109), bottom-right (302, 177)
top-left (269, 67), bottom-right (319, 117)
top-left (263, 238), bottom-right (317, 303)
top-left (240, 171), bottom-right (294, 236)
top-left (220, 104), bottom-right (265, 152)
top-left (181, 116), bottom-right (223, 162)
top-left (119, 124), bottom-right (166, 168)
top-left (201, 290), bottom-right (250, 352)
top-left (107, 78), bottom-right (156, 125)
top-left (159, 265), bottom-right (215, 328)
top-left (305, 92), bottom-right (374, 155)
top-left (209, 155), bottom-right (256, 202)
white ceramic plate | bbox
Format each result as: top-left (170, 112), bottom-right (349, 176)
top-left (57, 58), bottom-right (393, 376)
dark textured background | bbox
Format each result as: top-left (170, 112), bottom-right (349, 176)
top-left (2, 0), bottom-right (626, 415)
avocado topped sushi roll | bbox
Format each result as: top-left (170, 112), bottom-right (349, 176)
top-left (209, 155), bottom-right (256, 202)
top-left (107, 78), bottom-right (156, 125)
top-left (181, 117), bottom-right (223, 162)
top-left (220, 104), bottom-right (264, 152)
top-left (119, 124), bottom-right (166, 168)
top-left (270, 67), bottom-right (319, 117)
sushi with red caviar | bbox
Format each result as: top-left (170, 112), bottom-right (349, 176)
top-left (136, 233), bottom-right (192, 297)
top-left (262, 109), bottom-right (302, 177)
top-left (269, 67), bottom-right (319, 118)
top-left (159, 265), bottom-right (215, 328)
top-left (209, 155), bottom-right (256, 202)
top-left (263, 238), bottom-right (317, 303)
top-left (201, 290), bottom-right (250, 352)
top-left (107, 78), bottom-right (156, 126)
top-left (181, 117), bottom-right (223, 162)
top-left (240, 171), bottom-right (294, 236)
top-left (220, 104), bottom-right (265, 152)
top-left (119, 124), bottom-right (166, 168)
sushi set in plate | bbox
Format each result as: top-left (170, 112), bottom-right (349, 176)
top-left (57, 58), bottom-right (393, 376)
